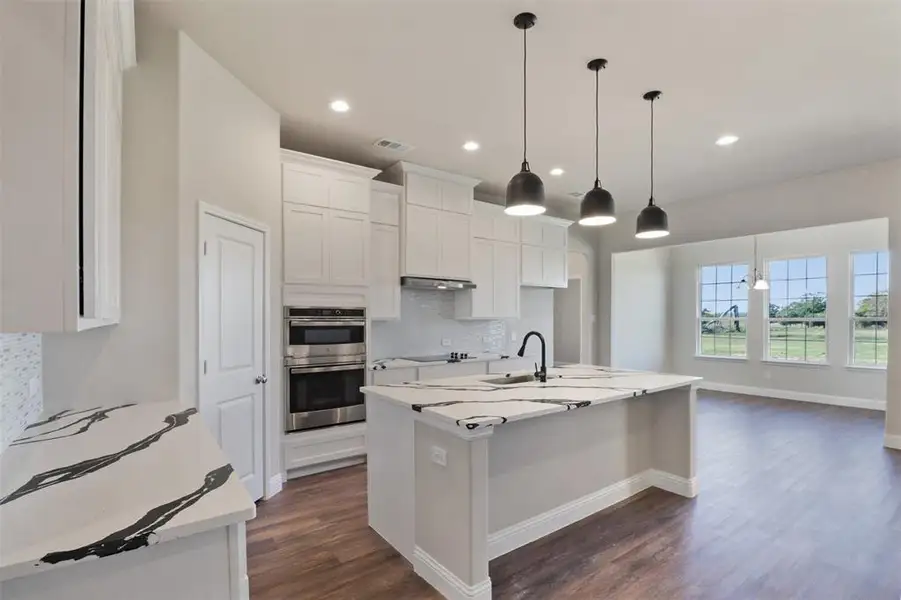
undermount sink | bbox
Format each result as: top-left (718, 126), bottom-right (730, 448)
top-left (481, 374), bottom-right (538, 385)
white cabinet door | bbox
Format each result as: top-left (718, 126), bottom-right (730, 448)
top-left (471, 202), bottom-right (494, 240)
top-left (494, 241), bottom-right (520, 317)
top-left (441, 180), bottom-right (473, 214)
top-left (328, 210), bottom-right (369, 285)
top-left (521, 244), bottom-right (543, 286)
top-left (495, 214), bottom-right (520, 244)
top-left (330, 176), bottom-right (370, 213)
top-left (370, 223), bottom-right (400, 320)
top-left (283, 165), bottom-right (329, 208)
top-left (371, 190), bottom-right (400, 226)
top-left (543, 222), bottom-right (568, 248)
top-left (405, 172), bottom-right (442, 209)
top-left (543, 247), bottom-right (567, 288)
top-left (284, 204), bottom-right (329, 283)
top-left (468, 238), bottom-right (495, 317)
top-left (521, 219), bottom-right (544, 246)
top-left (439, 212), bottom-right (471, 280)
top-left (405, 204), bottom-right (441, 277)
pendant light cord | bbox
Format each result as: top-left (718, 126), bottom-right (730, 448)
top-left (650, 97), bottom-right (655, 203)
top-left (594, 69), bottom-right (599, 186)
top-left (522, 27), bottom-right (528, 166)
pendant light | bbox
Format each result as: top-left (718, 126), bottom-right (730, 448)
top-left (579, 59), bottom-right (616, 226)
top-left (505, 12), bottom-right (546, 216)
top-left (751, 236), bottom-right (769, 290)
top-left (635, 90), bottom-right (670, 239)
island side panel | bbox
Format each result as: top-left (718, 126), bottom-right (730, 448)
top-left (651, 385), bottom-right (698, 497)
top-left (365, 393), bottom-right (415, 562)
top-left (487, 396), bottom-right (654, 557)
top-left (2, 526), bottom-right (239, 600)
top-left (413, 421), bottom-right (491, 596)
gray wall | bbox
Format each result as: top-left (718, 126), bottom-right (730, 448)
top-left (595, 158), bottom-right (901, 435)
top-left (668, 220), bottom-right (887, 403)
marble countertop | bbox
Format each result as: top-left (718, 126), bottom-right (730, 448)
top-left (370, 353), bottom-right (533, 371)
top-left (361, 364), bottom-right (701, 432)
top-left (0, 402), bottom-right (255, 582)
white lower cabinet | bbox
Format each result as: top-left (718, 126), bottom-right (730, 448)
top-left (417, 361), bottom-right (488, 380)
top-left (456, 240), bottom-right (520, 319)
top-left (371, 367), bottom-right (417, 385)
top-left (283, 423), bottom-right (367, 479)
top-left (283, 204), bottom-right (369, 286)
top-left (369, 223), bottom-right (400, 320)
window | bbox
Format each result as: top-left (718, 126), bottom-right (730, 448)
top-left (698, 263), bottom-right (748, 357)
top-left (766, 257), bottom-right (827, 362)
top-left (851, 251), bottom-right (889, 367)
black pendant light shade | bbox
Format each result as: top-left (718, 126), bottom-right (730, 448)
top-left (636, 90), bottom-right (670, 239)
top-left (505, 12), bottom-right (546, 216)
top-left (579, 58), bottom-right (616, 226)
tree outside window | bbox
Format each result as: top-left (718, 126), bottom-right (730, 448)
top-left (851, 251), bottom-right (889, 366)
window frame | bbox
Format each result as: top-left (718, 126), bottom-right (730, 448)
top-left (764, 255), bottom-right (829, 365)
top-left (849, 250), bottom-right (889, 369)
top-left (696, 262), bottom-right (749, 360)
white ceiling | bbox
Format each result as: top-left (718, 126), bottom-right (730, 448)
top-left (145, 0), bottom-right (901, 212)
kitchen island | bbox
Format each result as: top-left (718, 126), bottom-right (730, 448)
top-left (0, 402), bottom-right (255, 600)
top-left (362, 364), bottom-right (700, 600)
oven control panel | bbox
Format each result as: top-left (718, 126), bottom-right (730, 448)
top-left (285, 307), bottom-right (365, 319)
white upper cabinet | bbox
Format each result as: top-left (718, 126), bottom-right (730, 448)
top-left (369, 182), bottom-right (402, 320)
top-left (1, 0), bottom-right (136, 332)
top-left (380, 162), bottom-right (480, 281)
top-left (456, 239), bottom-right (520, 319)
top-left (520, 216), bottom-right (572, 288)
top-left (472, 201), bottom-right (520, 243)
top-left (281, 150), bottom-right (379, 288)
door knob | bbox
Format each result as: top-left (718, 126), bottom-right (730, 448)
top-left (255, 375), bottom-right (268, 385)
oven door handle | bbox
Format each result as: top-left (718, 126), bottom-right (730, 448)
top-left (288, 363), bottom-right (366, 375)
top-left (287, 319), bottom-right (366, 327)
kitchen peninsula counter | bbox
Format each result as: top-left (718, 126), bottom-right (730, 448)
top-left (363, 365), bottom-right (700, 600)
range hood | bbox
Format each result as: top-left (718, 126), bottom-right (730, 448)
top-left (400, 276), bottom-right (476, 291)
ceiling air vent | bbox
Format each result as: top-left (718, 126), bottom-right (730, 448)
top-left (373, 138), bottom-right (414, 153)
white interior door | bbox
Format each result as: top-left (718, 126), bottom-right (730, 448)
top-left (200, 212), bottom-right (265, 501)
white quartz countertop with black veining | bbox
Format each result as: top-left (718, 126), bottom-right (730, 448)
top-left (0, 402), bottom-right (256, 582)
top-left (369, 353), bottom-right (536, 371)
top-left (361, 364), bottom-right (701, 432)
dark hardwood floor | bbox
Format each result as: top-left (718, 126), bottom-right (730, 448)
top-left (247, 392), bottom-right (901, 599)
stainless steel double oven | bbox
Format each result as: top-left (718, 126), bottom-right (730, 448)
top-left (284, 307), bottom-right (366, 433)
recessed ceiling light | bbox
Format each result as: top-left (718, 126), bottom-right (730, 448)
top-left (549, 167), bottom-right (565, 176)
top-left (715, 134), bottom-right (739, 146)
top-left (330, 99), bottom-right (350, 113)
top-left (463, 141), bottom-right (480, 152)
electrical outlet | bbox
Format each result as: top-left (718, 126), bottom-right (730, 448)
top-left (28, 377), bottom-right (40, 397)
top-left (441, 338), bottom-right (452, 347)
top-left (510, 331), bottom-right (518, 342)
top-left (430, 446), bottom-right (447, 467)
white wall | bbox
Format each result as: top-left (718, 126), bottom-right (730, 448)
top-left (43, 9), bottom-right (181, 412)
top-left (567, 227), bottom-right (597, 364)
top-left (668, 220), bottom-right (887, 403)
top-left (610, 248), bottom-right (671, 372)
top-left (42, 13), bottom-right (284, 477)
top-left (371, 288), bottom-right (554, 362)
top-left (595, 158), bottom-right (901, 438)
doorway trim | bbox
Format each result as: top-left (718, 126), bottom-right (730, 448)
top-left (554, 274), bottom-right (586, 365)
top-left (197, 201), bottom-right (276, 499)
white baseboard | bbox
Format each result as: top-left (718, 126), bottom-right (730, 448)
top-left (647, 469), bottom-right (697, 498)
top-left (884, 433), bottom-right (901, 451)
top-left (264, 472), bottom-right (284, 499)
top-left (699, 381), bottom-right (885, 412)
top-left (487, 471), bottom-right (652, 560)
top-left (286, 456), bottom-right (366, 480)
top-left (413, 547), bottom-right (491, 600)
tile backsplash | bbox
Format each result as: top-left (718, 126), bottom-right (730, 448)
top-left (0, 333), bottom-right (43, 453)
top-left (371, 288), bottom-right (554, 360)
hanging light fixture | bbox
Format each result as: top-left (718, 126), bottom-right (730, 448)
top-left (636, 90), bottom-right (670, 239)
top-left (579, 59), bottom-right (616, 226)
top-left (750, 236), bottom-right (769, 290)
top-left (505, 12), bottom-right (546, 216)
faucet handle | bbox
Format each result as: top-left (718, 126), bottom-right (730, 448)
top-left (534, 362), bottom-right (540, 377)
